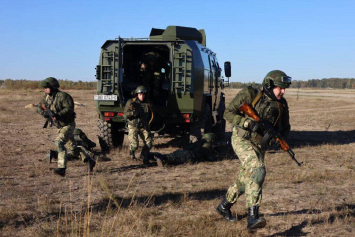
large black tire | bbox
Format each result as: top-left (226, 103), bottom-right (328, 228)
top-left (98, 119), bottom-right (125, 152)
top-left (189, 104), bottom-right (212, 143)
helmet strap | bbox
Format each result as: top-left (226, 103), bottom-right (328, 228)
top-left (263, 85), bottom-right (278, 101)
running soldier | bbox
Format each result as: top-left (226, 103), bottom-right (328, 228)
top-left (37, 77), bottom-right (76, 177)
top-left (216, 70), bottom-right (292, 230)
top-left (124, 86), bottom-right (154, 164)
top-left (152, 133), bottom-right (218, 166)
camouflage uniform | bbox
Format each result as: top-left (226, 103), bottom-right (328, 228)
top-left (152, 133), bottom-right (218, 165)
top-left (37, 77), bottom-right (76, 175)
top-left (224, 86), bottom-right (290, 207)
top-left (124, 87), bottom-right (154, 160)
top-left (67, 128), bottom-right (96, 163)
top-left (216, 70), bottom-right (291, 230)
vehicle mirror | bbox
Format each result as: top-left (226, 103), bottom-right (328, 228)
top-left (224, 61), bottom-right (231, 77)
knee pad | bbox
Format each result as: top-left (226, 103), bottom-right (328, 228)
top-left (55, 140), bottom-right (66, 153)
top-left (251, 167), bottom-right (266, 186)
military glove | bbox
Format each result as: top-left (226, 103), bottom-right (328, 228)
top-left (247, 120), bottom-right (261, 132)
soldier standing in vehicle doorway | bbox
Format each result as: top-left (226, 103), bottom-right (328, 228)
top-left (37, 77), bottom-right (76, 177)
top-left (216, 70), bottom-right (292, 230)
top-left (124, 86), bottom-right (154, 165)
top-left (140, 52), bottom-right (163, 101)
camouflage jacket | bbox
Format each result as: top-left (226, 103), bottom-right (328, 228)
top-left (124, 97), bottom-right (153, 128)
top-left (224, 86), bottom-right (290, 143)
top-left (37, 90), bottom-right (75, 126)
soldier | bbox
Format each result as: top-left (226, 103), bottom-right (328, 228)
top-left (216, 70), bottom-right (291, 230)
top-left (37, 77), bottom-right (76, 177)
top-left (124, 86), bottom-right (154, 164)
top-left (66, 128), bottom-right (97, 171)
top-left (152, 133), bottom-right (219, 167)
top-left (139, 52), bottom-right (163, 101)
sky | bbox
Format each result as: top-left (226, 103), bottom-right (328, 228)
top-left (1, 0), bottom-right (354, 83)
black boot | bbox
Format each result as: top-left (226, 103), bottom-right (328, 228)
top-left (129, 150), bottom-right (136, 159)
top-left (216, 198), bottom-right (236, 222)
top-left (247, 206), bottom-right (266, 230)
top-left (88, 158), bottom-right (96, 172)
top-left (54, 168), bottom-right (66, 177)
top-left (156, 155), bottom-right (167, 167)
top-left (140, 145), bottom-right (150, 165)
top-left (46, 150), bottom-right (58, 163)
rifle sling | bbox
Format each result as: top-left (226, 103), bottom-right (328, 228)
top-left (261, 132), bottom-right (273, 152)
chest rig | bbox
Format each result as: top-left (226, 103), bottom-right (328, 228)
top-left (252, 91), bottom-right (282, 127)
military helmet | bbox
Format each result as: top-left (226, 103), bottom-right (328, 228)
top-left (144, 51), bottom-right (160, 61)
top-left (135, 85), bottom-right (147, 94)
top-left (202, 133), bottom-right (217, 144)
top-left (40, 77), bottom-right (60, 89)
top-left (262, 70), bottom-right (292, 89)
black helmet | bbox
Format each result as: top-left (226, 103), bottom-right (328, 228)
top-left (40, 77), bottom-right (60, 89)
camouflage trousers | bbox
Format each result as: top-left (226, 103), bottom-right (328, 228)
top-left (127, 124), bottom-right (152, 152)
top-left (225, 127), bottom-right (266, 207)
top-left (165, 150), bottom-right (195, 164)
top-left (55, 123), bottom-right (75, 168)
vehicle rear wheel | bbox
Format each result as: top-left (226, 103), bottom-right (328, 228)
top-left (98, 119), bottom-right (125, 152)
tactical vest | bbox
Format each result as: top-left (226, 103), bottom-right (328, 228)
top-left (236, 90), bottom-right (287, 144)
top-left (126, 97), bottom-right (153, 126)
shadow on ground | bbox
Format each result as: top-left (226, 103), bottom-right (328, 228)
top-left (225, 130), bottom-right (355, 148)
top-left (288, 130), bottom-right (355, 147)
top-left (268, 204), bottom-right (355, 236)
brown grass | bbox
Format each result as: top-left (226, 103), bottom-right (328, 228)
top-left (0, 87), bottom-right (355, 236)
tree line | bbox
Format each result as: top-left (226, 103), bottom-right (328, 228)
top-left (228, 78), bottom-right (355, 89)
top-left (1, 78), bottom-right (355, 90)
top-left (0, 79), bottom-right (97, 90)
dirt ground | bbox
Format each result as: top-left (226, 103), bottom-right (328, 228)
top-left (0, 88), bottom-right (354, 237)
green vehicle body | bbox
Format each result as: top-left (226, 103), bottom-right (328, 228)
top-left (95, 25), bottom-right (231, 148)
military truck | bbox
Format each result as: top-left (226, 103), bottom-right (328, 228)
top-left (94, 25), bottom-right (231, 149)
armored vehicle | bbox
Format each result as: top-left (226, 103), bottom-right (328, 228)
top-left (95, 25), bottom-right (231, 149)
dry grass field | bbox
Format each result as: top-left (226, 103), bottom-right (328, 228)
top-left (0, 87), bottom-right (354, 237)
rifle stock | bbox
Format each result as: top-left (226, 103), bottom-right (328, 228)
top-left (238, 102), bottom-right (260, 122)
top-left (238, 102), bottom-right (302, 166)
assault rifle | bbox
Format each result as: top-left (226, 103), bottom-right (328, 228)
top-left (41, 103), bottom-right (60, 129)
top-left (238, 102), bottom-right (302, 166)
